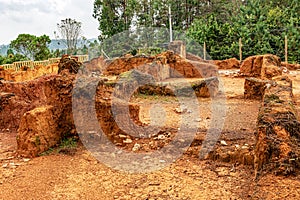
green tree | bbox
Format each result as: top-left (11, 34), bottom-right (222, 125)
top-left (93, 0), bottom-right (137, 41)
top-left (10, 34), bottom-right (51, 61)
top-left (0, 52), bottom-right (27, 65)
top-left (187, 14), bottom-right (237, 60)
top-left (187, 0), bottom-right (300, 63)
top-left (56, 18), bottom-right (82, 54)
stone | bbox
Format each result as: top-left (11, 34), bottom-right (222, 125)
top-left (175, 106), bottom-right (187, 114)
top-left (2, 163), bottom-right (8, 168)
top-left (157, 135), bottom-right (166, 140)
top-left (123, 138), bottom-right (133, 144)
top-left (132, 143), bottom-right (141, 152)
top-left (220, 140), bottom-right (228, 146)
top-left (195, 118), bottom-right (202, 122)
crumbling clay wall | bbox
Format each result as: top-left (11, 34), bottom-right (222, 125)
top-left (0, 74), bottom-right (74, 132)
top-left (0, 64), bottom-right (58, 82)
top-left (243, 54), bottom-right (283, 100)
top-left (244, 78), bottom-right (270, 100)
top-left (240, 54), bottom-right (282, 79)
top-left (254, 76), bottom-right (300, 178)
top-left (102, 51), bottom-right (218, 79)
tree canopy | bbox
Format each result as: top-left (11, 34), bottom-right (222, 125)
top-left (93, 0), bottom-right (299, 63)
top-left (56, 18), bottom-right (82, 54)
top-left (10, 34), bottom-right (51, 61)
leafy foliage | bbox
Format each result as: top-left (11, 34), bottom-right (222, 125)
top-left (92, 0), bottom-right (299, 63)
top-left (188, 0), bottom-right (300, 62)
top-left (10, 34), bottom-right (51, 61)
top-left (56, 18), bottom-right (82, 54)
top-left (0, 49), bottom-right (27, 65)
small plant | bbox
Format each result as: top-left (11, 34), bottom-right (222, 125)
top-left (38, 137), bottom-right (78, 157)
top-left (39, 148), bottom-right (54, 156)
top-left (35, 136), bottom-right (41, 146)
top-left (59, 137), bottom-right (78, 149)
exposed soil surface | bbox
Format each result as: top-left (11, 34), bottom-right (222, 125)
top-left (1, 72), bottom-right (300, 199)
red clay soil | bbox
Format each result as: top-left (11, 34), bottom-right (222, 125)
top-left (1, 74), bottom-right (300, 199)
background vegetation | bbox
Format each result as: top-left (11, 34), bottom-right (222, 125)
top-left (94, 0), bottom-right (299, 62)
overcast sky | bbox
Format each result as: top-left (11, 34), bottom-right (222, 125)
top-left (0, 0), bottom-right (99, 44)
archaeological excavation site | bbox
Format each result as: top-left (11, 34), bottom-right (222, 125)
top-left (0, 41), bottom-right (300, 199)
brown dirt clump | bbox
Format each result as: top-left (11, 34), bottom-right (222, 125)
top-left (240, 54), bottom-right (282, 79)
top-left (214, 58), bottom-right (240, 70)
top-left (244, 77), bottom-right (270, 100)
top-left (58, 55), bottom-right (82, 74)
top-left (281, 62), bottom-right (300, 71)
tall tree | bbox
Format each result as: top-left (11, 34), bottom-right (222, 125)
top-left (10, 34), bottom-right (51, 61)
top-left (93, 0), bottom-right (137, 41)
top-left (56, 18), bottom-right (82, 54)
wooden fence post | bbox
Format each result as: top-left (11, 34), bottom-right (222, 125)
top-left (239, 38), bottom-right (243, 62)
top-left (203, 42), bottom-right (206, 60)
top-left (285, 35), bottom-right (288, 63)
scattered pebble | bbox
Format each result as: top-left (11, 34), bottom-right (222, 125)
top-left (178, 139), bottom-right (185, 143)
top-left (157, 135), bottom-right (166, 140)
top-left (195, 118), bottom-right (202, 122)
top-left (175, 106), bottom-right (187, 114)
top-left (123, 138), bottom-right (133, 144)
top-left (2, 163), bottom-right (8, 168)
top-left (220, 140), bottom-right (228, 146)
top-left (132, 143), bottom-right (141, 152)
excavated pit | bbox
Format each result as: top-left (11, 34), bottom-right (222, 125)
top-left (0, 52), bottom-right (299, 180)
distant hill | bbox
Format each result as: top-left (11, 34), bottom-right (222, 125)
top-left (0, 38), bottom-right (98, 56)
top-left (0, 45), bottom-right (9, 56)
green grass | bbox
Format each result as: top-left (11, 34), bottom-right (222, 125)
top-left (38, 137), bottom-right (78, 156)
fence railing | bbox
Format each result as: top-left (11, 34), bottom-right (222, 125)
top-left (0, 55), bottom-right (89, 71)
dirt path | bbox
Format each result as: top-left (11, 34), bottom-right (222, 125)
top-left (0, 75), bottom-right (300, 199)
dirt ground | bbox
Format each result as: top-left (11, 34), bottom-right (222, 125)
top-left (1, 71), bottom-right (300, 200)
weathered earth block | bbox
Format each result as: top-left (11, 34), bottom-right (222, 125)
top-left (244, 78), bottom-right (270, 100)
top-left (0, 74), bottom-right (74, 131)
top-left (214, 58), bottom-right (240, 70)
top-left (102, 51), bottom-right (218, 79)
top-left (17, 106), bottom-right (62, 157)
top-left (254, 76), bottom-right (300, 178)
top-left (240, 54), bottom-right (282, 79)
top-left (115, 70), bottom-right (219, 98)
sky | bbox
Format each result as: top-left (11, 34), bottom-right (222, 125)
top-left (0, 0), bottom-right (100, 44)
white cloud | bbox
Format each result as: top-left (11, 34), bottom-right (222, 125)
top-left (49, 0), bottom-right (70, 13)
top-left (0, 0), bottom-right (99, 44)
